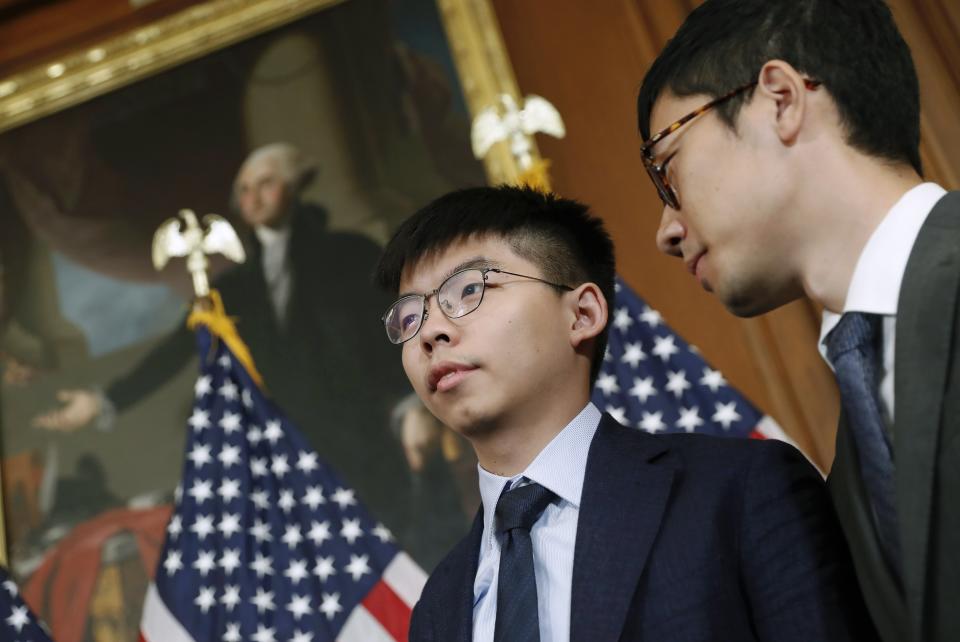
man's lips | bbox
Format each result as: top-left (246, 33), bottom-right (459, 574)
top-left (427, 361), bottom-right (478, 393)
top-left (685, 250), bottom-right (708, 283)
top-left (684, 250), bottom-right (705, 276)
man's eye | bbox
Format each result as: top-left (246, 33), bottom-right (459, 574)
top-left (401, 313), bottom-right (420, 331)
top-left (662, 152), bottom-right (677, 178)
top-left (460, 282), bottom-right (482, 298)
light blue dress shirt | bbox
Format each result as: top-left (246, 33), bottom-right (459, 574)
top-left (472, 402), bottom-right (601, 642)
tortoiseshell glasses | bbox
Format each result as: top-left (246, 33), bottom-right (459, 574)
top-left (640, 78), bottom-right (822, 210)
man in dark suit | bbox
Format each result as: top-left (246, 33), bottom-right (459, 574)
top-left (636, 1), bottom-right (958, 640)
top-left (375, 185), bottom-right (874, 641)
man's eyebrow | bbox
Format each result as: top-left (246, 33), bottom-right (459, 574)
top-left (441, 256), bottom-right (500, 281)
top-left (397, 256), bottom-right (501, 298)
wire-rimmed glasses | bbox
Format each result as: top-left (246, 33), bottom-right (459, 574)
top-left (382, 267), bottom-right (572, 344)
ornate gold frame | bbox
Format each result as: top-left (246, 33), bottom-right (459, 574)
top-left (0, 0), bottom-right (537, 567)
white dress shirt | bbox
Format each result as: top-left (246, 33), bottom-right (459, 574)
top-left (819, 182), bottom-right (947, 427)
top-left (254, 224), bottom-right (292, 326)
top-left (472, 402), bottom-right (601, 642)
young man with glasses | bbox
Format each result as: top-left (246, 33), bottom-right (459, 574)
top-left (636, 1), bottom-right (958, 640)
top-left (376, 185), bottom-right (874, 641)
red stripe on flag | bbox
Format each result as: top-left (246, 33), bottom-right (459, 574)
top-left (749, 430), bottom-right (766, 440)
top-left (361, 579), bottom-right (413, 641)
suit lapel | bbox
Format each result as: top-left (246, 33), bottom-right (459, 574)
top-left (570, 415), bottom-right (674, 642)
top-left (433, 508), bottom-right (484, 641)
top-left (894, 192), bottom-right (960, 638)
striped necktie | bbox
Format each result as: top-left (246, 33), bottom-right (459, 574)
top-left (493, 481), bottom-right (556, 642)
top-left (826, 312), bottom-right (901, 579)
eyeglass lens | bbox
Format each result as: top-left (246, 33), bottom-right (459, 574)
top-left (383, 269), bottom-right (487, 344)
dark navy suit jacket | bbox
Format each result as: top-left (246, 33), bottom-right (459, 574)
top-left (409, 414), bottom-right (877, 641)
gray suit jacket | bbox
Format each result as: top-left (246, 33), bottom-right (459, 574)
top-left (828, 190), bottom-right (960, 642)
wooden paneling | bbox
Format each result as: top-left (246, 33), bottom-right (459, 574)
top-left (491, 0), bottom-right (960, 470)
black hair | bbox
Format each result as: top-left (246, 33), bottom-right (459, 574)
top-left (375, 185), bottom-right (616, 384)
top-left (637, 0), bottom-right (922, 175)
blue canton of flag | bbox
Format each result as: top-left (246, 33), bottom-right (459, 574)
top-left (0, 566), bottom-right (52, 642)
top-left (591, 277), bottom-right (788, 442)
top-left (140, 324), bottom-right (424, 642)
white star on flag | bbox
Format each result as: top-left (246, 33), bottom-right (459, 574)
top-left (223, 623), bottom-right (241, 642)
top-left (302, 486), bottom-right (325, 510)
top-left (676, 406), bottom-right (705, 432)
top-left (220, 412), bottom-right (242, 433)
top-left (194, 375), bottom-right (212, 398)
top-left (187, 443), bottom-right (212, 468)
top-left (218, 478), bottom-right (242, 503)
top-left (264, 420), bottom-right (283, 444)
top-left (613, 307), bottom-right (634, 331)
top-left (639, 305), bottom-right (663, 327)
top-left (665, 370), bottom-right (691, 398)
top-left (188, 409), bottom-right (210, 431)
top-left (218, 512), bottom-right (242, 538)
top-left (331, 488), bottom-right (356, 510)
top-left (340, 518), bottom-right (363, 545)
top-left (220, 549), bottom-right (242, 575)
top-left (190, 515), bottom-right (216, 540)
top-left (222, 585), bottom-right (241, 611)
top-left (6, 605), bottom-right (30, 633)
top-left (712, 401), bottom-right (742, 429)
top-left (314, 556), bottom-right (336, 582)
top-left (284, 559), bottom-right (310, 585)
top-left (296, 450), bottom-right (319, 473)
top-left (186, 546), bottom-right (211, 569)
top-left (218, 381), bottom-right (239, 400)
top-left (308, 520), bottom-right (332, 546)
top-left (252, 624), bottom-right (276, 642)
top-left (639, 411), bottom-right (666, 433)
top-left (652, 335), bottom-right (679, 361)
top-left (345, 555), bottom-right (371, 581)
top-left (595, 373), bottom-right (620, 396)
top-left (620, 342), bottom-right (646, 367)
top-left (251, 588), bottom-right (275, 614)
top-left (286, 594), bottom-right (313, 620)
top-left (606, 406), bottom-right (628, 425)
top-left (195, 586), bottom-right (217, 613)
top-left (629, 376), bottom-right (657, 403)
top-left (700, 367), bottom-right (727, 392)
top-left (320, 593), bottom-right (342, 620)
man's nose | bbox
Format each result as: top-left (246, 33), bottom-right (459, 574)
top-left (418, 297), bottom-right (456, 353)
top-left (656, 206), bottom-right (685, 257)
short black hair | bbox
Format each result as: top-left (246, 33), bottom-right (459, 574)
top-left (375, 185), bottom-right (616, 384)
top-left (637, 0), bottom-right (922, 175)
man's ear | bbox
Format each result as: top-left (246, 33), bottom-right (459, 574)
top-left (569, 282), bottom-right (607, 349)
top-left (756, 60), bottom-right (809, 146)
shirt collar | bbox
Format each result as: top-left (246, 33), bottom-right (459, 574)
top-left (819, 182), bottom-right (946, 363)
top-left (254, 223), bottom-right (291, 247)
top-left (477, 402), bottom-right (601, 535)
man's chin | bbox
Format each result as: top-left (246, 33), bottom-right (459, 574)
top-left (442, 405), bottom-right (497, 440)
top-left (720, 284), bottom-right (801, 318)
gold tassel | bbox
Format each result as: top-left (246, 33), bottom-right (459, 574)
top-left (186, 290), bottom-right (264, 388)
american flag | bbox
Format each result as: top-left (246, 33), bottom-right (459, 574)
top-left (591, 277), bottom-right (789, 442)
top-left (140, 323), bottom-right (425, 642)
top-left (0, 566), bottom-right (52, 642)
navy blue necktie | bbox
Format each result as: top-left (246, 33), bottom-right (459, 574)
top-left (826, 312), bottom-right (901, 578)
top-left (493, 481), bottom-right (556, 642)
